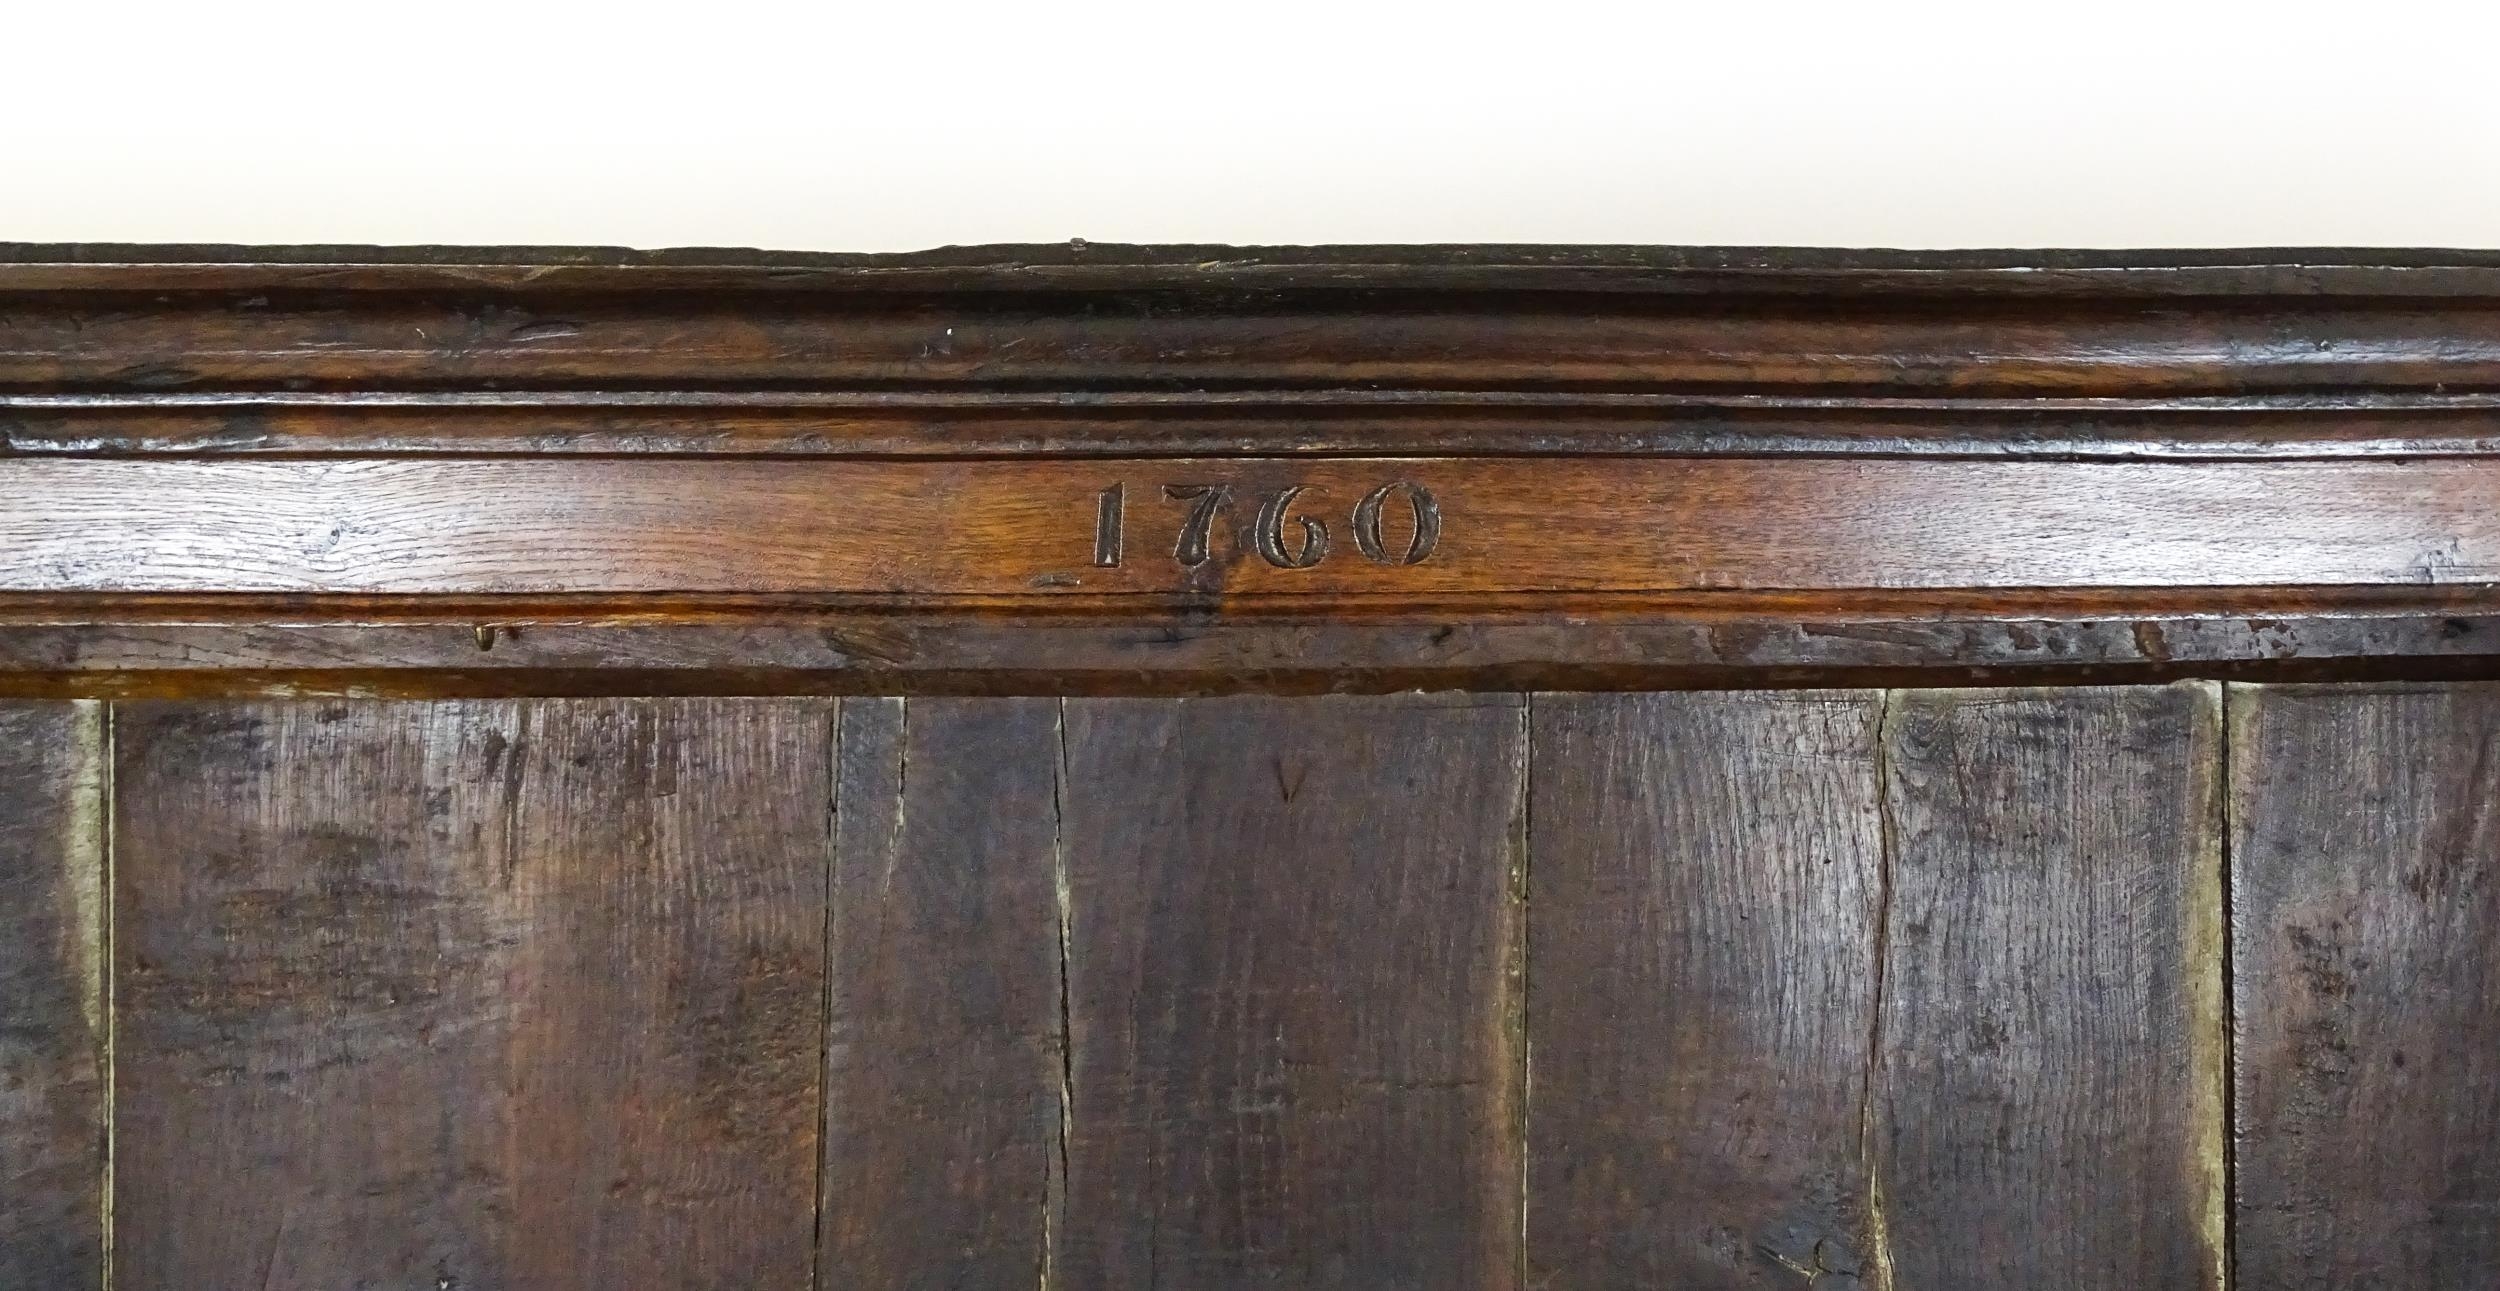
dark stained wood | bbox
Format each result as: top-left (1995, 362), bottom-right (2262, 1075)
top-left (8, 244), bottom-right (2500, 693)
top-left (17, 391), bottom-right (2500, 461)
top-left (8, 243), bottom-right (2500, 1281)
top-left (10, 241), bottom-right (2500, 297)
top-left (2230, 683), bottom-right (2500, 1289)
top-left (111, 698), bottom-right (831, 1291)
top-left (0, 701), bottom-right (106, 1286)
top-left (4, 588), bottom-right (2500, 697)
top-left (5, 457), bottom-right (2500, 597)
top-left (820, 697), bottom-right (1066, 1288)
top-left (10, 247), bottom-right (2500, 397)
top-left (1053, 695), bottom-right (1524, 1289)
top-left (1874, 685), bottom-right (2226, 1288)
top-left (1527, 691), bottom-right (1886, 1287)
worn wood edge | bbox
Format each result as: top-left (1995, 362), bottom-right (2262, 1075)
top-left (15, 316), bottom-right (2500, 401)
top-left (10, 242), bottom-right (2500, 295)
top-left (16, 244), bottom-right (2500, 408)
top-left (3, 594), bottom-right (2498, 695)
top-left (2217, 676), bottom-right (2500, 697)
top-left (16, 661), bottom-right (2497, 700)
top-left (20, 393), bottom-right (2500, 460)
top-left (1, 585), bottom-right (2486, 619)
top-left (1862, 681), bottom-right (2230, 1287)
top-left (2183, 680), bottom-right (2231, 1291)
top-left (69, 700), bottom-right (109, 1291)
top-left (2221, 679), bottom-right (2262, 1291)
top-left (0, 700), bottom-right (110, 1284)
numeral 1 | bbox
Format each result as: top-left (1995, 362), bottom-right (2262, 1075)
top-left (1093, 484), bottom-right (1124, 567)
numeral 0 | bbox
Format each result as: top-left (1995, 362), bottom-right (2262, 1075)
top-left (1352, 481), bottom-right (1439, 566)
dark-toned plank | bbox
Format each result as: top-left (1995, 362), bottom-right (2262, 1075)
top-left (1875, 684), bottom-right (2225, 1288)
top-left (2231, 684), bottom-right (2500, 1288)
top-left (1054, 695), bottom-right (1524, 1289)
top-left (3, 457), bottom-right (2498, 597)
top-left (17, 393), bottom-right (2500, 462)
top-left (0, 701), bottom-right (106, 1285)
top-left (10, 277), bottom-right (2500, 395)
top-left (112, 699), bottom-right (831, 1290)
top-left (820, 697), bottom-right (1065, 1288)
top-left (5, 588), bottom-right (2500, 699)
top-left (1528, 691), bottom-right (1886, 1286)
top-left (6, 241), bottom-right (2500, 298)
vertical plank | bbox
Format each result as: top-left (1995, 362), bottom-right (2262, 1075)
top-left (1527, 691), bottom-right (1887, 1287)
top-left (0, 701), bottom-right (107, 1286)
top-left (819, 697), bottom-right (1065, 1288)
top-left (1054, 694), bottom-right (1524, 1290)
top-left (1875, 684), bottom-right (2226, 1289)
top-left (2232, 684), bottom-right (2500, 1289)
top-left (112, 699), bottom-right (831, 1291)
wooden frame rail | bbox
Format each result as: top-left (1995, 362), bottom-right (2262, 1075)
top-left (8, 242), bottom-right (2500, 693)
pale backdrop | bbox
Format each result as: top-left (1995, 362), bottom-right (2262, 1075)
top-left (6, 1), bottom-right (2495, 250)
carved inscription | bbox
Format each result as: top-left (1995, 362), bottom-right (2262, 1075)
top-left (1252, 485), bottom-right (1329, 569)
top-left (1092, 479), bottom-right (1441, 571)
top-left (1353, 481), bottom-right (1441, 566)
top-left (1163, 484), bottom-right (1234, 568)
top-left (1093, 484), bottom-right (1125, 567)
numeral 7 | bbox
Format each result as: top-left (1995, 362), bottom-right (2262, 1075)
top-left (1162, 484), bottom-right (1235, 567)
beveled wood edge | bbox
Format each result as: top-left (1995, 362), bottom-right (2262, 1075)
top-left (5, 587), bottom-right (2496, 696)
top-left (15, 244), bottom-right (2500, 412)
top-left (15, 390), bottom-right (2500, 461)
top-left (10, 241), bottom-right (2500, 294)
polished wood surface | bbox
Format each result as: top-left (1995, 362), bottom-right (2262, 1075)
top-left (8, 245), bottom-right (2500, 399)
top-left (3, 456), bottom-right (2496, 598)
top-left (6, 244), bottom-right (2500, 689)
top-left (22, 391), bottom-right (2500, 462)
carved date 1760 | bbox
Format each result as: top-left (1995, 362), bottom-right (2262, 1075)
top-left (1092, 480), bottom-right (1442, 571)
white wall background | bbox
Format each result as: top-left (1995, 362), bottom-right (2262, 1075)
top-left (6, 1), bottom-right (2497, 251)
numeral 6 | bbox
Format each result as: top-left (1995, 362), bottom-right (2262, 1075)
top-left (1253, 485), bottom-right (1329, 569)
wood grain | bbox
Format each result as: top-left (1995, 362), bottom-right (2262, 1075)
top-left (111, 698), bottom-right (831, 1291)
top-left (1053, 695), bottom-right (1525, 1289)
top-left (2230, 683), bottom-right (2500, 1289)
top-left (1527, 691), bottom-right (1886, 1287)
top-left (0, 701), bottom-right (106, 1286)
top-left (8, 241), bottom-right (2500, 297)
top-left (10, 271), bottom-right (2500, 396)
top-left (4, 457), bottom-right (2500, 597)
top-left (820, 697), bottom-right (1066, 1289)
top-left (3, 589), bottom-right (2500, 697)
top-left (4, 238), bottom-right (2496, 1281)
top-left (10, 244), bottom-right (2500, 691)
top-left (17, 392), bottom-right (2500, 461)
top-left (1873, 685), bottom-right (2226, 1288)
